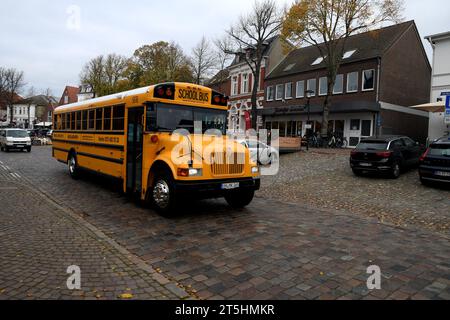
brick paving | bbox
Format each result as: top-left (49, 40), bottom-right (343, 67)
top-left (260, 149), bottom-right (450, 234)
top-left (0, 162), bottom-right (189, 300)
top-left (0, 147), bottom-right (450, 300)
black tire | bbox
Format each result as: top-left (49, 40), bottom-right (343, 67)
top-left (4, 146), bottom-right (9, 153)
top-left (352, 169), bottom-right (363, 176)
top-left (68, 152), bottom-right (80, 180)
top-left (0, 145), bottom-right (3, 152)
top-left (390, 161), bottom-right (401, 179)
top-left (150, 171), bottom-right (177, 216)
top-left (26, 147), bottom-right (31, 153)
top-left (420, 177), bottom-right (432, 187)
top-left (225, 189), bottom-right (255, 209)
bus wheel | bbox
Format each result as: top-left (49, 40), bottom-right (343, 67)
top-left (225, 190), bottom-right (255, 209)
top-left (151, 172), bottom-right (176, 215)
top-left (68, 153), bottom-right (80, 180)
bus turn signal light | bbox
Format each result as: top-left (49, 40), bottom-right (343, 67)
top-left (151, 135), bottom-right (159, 144)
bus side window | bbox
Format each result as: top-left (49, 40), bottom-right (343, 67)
top-left (112, 105), bottom-right (125, 131)
top-left (81, 110), bottom-right (88, 130)
top-left (146, 104), bottom-right (157, 132)
top-left (76, 111), bottom-right (82, 130)
top-left (96, 108), bottom-right (103, 131)
top-left (104, 107), bottom-right (112, 131)
top-left (87, 110), bottom-right (94, 130)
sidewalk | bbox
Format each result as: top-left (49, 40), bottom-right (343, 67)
top-left (0, 179), bottom-right (190, 300)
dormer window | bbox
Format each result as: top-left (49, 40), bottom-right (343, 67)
top-left (343, 50), bottom-right (357, 59)
top-left (312, 56), bottom-right (325, 66)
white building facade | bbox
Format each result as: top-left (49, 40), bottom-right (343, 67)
top-left (6, 103), bottom-right (37, 128)
top-left (426, 31), bottom-right (450, 140)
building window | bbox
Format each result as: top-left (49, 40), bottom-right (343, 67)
top-left (285, 83), bottom-right (293, 99)
top-left (343, 50), bottom-right (357, 59)
top-left (319, 77), bottom-right (328, 96)
top-left (333, 74), bottom-right (344, 94)
top-left (307, 79), bottom-right (316, 97)
top-left (362, 69), bottom-right (375, 91)
top-left (64, 95), bottom-right (69, 104)
top-left (242, 74), bottom-right (249, 94)
top-left (275, 84), bottom-right (284, 101)
top-left (347, 72), bottom-right (359, 93)
top-left (231, 76), bottom-right (238, 96)
top-left (296, 81), bottom-right (305, 98)
top-left (266, 86), bottom-right (274, 101)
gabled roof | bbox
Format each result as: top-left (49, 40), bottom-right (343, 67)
top-left (0, 92), bottom-right (23, 109)
top-left (20, 95), bottom-right (57, 107)
top-left (58, 86), bottom-right (80, 106)
top-left (207, 69), bottom-right (230, 86)
top-left (267, 21), bottom-right (416, 79)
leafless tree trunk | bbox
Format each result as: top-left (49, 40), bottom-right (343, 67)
top-left (191, 36), bottom-right (217, 85)
top-left (220, 0), bottom-right (283, 130)
top-left (1, 68), bottom-right (25, 126)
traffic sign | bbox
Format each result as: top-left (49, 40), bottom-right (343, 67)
top-left (445, 96), bottom-right (450, 124)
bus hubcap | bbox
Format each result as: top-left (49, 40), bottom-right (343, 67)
top-left (69, 157), bottom-right (76, 173)
top-left (153, 180), bottom-right (170, 208)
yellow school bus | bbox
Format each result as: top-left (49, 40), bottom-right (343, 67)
top-left (52, 82), bottom-right (260, 214)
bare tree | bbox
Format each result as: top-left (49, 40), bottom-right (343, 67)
top-left (214, 37), bottom-right (234, 72)
top-left (0, 68), bottom-right (26, 126)
top-left (26, 86), bottom-right (36, 128)
top-left (80, 55), bottom-right (105, 98)
top-left (282, 0), bottom-right (404, 138)
top-left (191, 36), bottom-right (217, 85)
top-left (220, 0), bottom-right (283, 129)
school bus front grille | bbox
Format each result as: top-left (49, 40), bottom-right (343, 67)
top-left (210, 152), bottom-right (245, 176)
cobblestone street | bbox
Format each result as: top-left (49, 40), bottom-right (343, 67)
top-left (260, 149), bottom-right (450, 234)
top-left (1, 147), bottom-right (450, 300)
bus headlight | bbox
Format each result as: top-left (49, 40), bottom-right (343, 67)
top-left (251, 166), bottom-right (259, 174)
top-left (177, 168), bottom-right (203, 177)
top-left (189, 168), bottom-right (202, 177)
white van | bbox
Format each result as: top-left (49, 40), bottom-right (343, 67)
top-left (0, 129), bottom-right (32, 152)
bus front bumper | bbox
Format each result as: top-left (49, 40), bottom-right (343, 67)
top-left (174, 177), bottom-right (260, 198)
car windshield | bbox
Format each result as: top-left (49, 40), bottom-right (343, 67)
top-left (356, 141), bottom-right (388, 150)
top-left (429, 144), bottom-right (450, 157)
top-left (6, 130), bottom-right (29, 138)
top-left (148, 103), bottom-right (227, 135)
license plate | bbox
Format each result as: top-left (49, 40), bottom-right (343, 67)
top-left (221, 182), bottom-right (240, 190)
top-left (435, 171), bottom-right (450, 177)
top-left (360, 162), bottom-right (372, 167)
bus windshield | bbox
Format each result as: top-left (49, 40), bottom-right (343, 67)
top-left (147, 103), bottom-right (227, 134)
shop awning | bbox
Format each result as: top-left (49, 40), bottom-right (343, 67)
top-left (410, 101), bottom-right (445, 113)
top-left (262, 101), bottom-right (380, 116)
top-left (35, 122), bottom-right (52, 127)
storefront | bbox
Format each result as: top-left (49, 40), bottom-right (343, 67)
top-left (263, 102), bottom-right (380, 148)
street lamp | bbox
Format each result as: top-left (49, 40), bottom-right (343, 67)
top-left (305, 90), bottom-right (315, 151)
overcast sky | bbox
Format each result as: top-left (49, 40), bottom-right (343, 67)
top-left (0, 0), bottom-right (448, 97)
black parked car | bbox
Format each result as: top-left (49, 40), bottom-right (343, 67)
top-left (350, 136), bottom-right (425, 179)
top-left (419, 136), bottom-right (450, 185)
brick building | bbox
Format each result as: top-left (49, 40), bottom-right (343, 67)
top-left (264, 21), bottom-right (431, 146)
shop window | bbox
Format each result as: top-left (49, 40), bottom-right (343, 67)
top-left (279, 121), bottom-right (286, 137)
top-left (350, 119), bottom-right (360, 131)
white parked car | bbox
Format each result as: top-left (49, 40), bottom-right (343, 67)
top-left (0, 129), bottom-right (32, 152)
top-left (238, 139), bottom-right (279, 165)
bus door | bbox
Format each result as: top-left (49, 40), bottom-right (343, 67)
top-left (126, 107), bottom-right (144, 193)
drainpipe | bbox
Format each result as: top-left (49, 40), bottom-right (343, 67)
top-left (376, 57), bottom-right (382, 136)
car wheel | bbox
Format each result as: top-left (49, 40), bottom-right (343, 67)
top-left (225, 190), bottom-right (255, 209)
top-left (0, 145), bottom-right (3, 152)
top-left (26, 147), bottom-right (31, 153)
top-left (352, 169), bottom-right (363, 176)
top-left (151, 171), bottom-right (177, 216)
top-left (68, 153), bottom-right (80, 179)
top-left (420, 177), bottom-right (432, 187)
top-left (390, 161), bottom-right (401, 179)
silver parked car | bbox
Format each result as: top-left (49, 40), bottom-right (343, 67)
top-left (0, 129), bottom-right (32, 152)
top-left (238, 139), bottom-right (279, 166)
